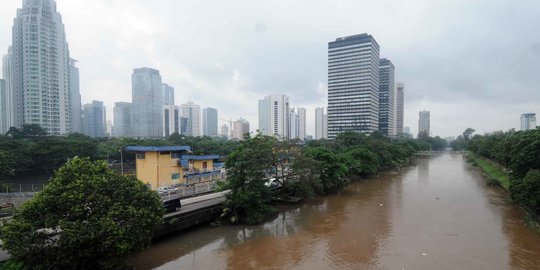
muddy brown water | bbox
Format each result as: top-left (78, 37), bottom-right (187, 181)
top-left (131, 153), bottom-right (540, 270)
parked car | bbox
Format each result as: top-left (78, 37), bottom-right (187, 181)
top-left (163, 198), bottom-right (182, 213)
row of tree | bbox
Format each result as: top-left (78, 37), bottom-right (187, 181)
top-left (465, 128), bottom-right (540, 215)
top-left (222, 131), bottom-right (432, 224)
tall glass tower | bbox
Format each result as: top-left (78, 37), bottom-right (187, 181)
top-left (327, 34), bottom-right (380, 139)
top-left (131, 68), bottom-right (163, 138)
top-left (7, 0), bottom-right (74, 135)
top-left (379, 58), bottom-right (395, 137)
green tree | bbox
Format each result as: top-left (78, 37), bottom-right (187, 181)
top-left (305, 147), bottom-right (349, 193)
top-left (223, 134), bottom-right (275, 224)
top-left (510, 170), bottom-right (540, 215)
top-left (1, 157), bottom-right (164, 270)
top-left (0, 150), bottom-right (15, 178)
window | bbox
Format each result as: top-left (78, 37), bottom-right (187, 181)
top-left (136, 153), bottom-right (145, 159)
top-left (171, 173), bottom-right (180, 180)
top-left (202, 162), bottom-right (208, 169)
top-left (160, 151), bottom-right (170, 155)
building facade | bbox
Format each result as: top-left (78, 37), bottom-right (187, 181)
top-left (232, 118), bottom-right (250, 140)
top-left (113, 102), bottom-right (132, 137)
top-left (1, 48), bottom-right (13, 132)
top-left (289, 109), bottom-right (299, 139)
top-left (258, 94), bottom-right (290, 139)
top-left (315, 107), bottom-right (327, 139)
top-left (418, 110), bottom-right (430, 137)
top-left (7, 0), bottom-right (76, 135)
top-left (379, 58), bottom-right (395, 137)
top-left (221, 124), bottom-right (229, 139)
top-left (162, 83), bottom-right (175, 105)
top-left (69, 59), bottom-right (82, 134)
top-left (521, 113), bottom-right (537, 131)
top-left (297, 107), bottom-right (306, 140)
top-left (131, 68), bottom-right (163, 138)
top-left (180, 101), bottom-right (201, 137)
top-left (82, 100), bottom-right (106, 138)
top-left (162, 105), bottom-right (181, 137)
top-left (327, 34), bottom-right (380, 138)
top-left (202, 107), bottom-right (218, 137)
top-left (396, 82), bottom-right (405, 134)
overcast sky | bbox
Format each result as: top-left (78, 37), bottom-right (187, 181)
top-left (1, 0), bottom-right (539, 138)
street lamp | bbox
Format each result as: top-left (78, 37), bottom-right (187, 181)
top-left (118, 149), bottom-right (124, 175)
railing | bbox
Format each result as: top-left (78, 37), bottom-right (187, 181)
top-left (160, 182), bottom-right (220, 199)
top-left (0, 183), bottom-right (47, 193)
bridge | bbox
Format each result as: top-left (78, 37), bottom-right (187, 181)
top-left (154, 190), bottom-right (230, 238)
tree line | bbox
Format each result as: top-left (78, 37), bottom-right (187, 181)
top-left (463, 128), bottom-right (540, 216)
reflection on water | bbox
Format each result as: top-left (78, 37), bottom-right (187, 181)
top-left (131, 154), bottom-right (540, 270)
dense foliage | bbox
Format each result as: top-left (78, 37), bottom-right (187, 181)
top-left (466, 128), bottom-right (540, 215)
top-left (1, 157), bottom-right (164, 270)
top-left (223, 131), bottom-right (429, 224)
top-left (0, 126), bottom-right (238, 179)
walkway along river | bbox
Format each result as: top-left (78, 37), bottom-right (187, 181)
top-left (130, 153), bottom-right (540, 270)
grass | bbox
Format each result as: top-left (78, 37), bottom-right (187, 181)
top-left (467, 153), bottom-right (511, 190)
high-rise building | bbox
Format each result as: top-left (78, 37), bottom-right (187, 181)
top-left (0, 79), bottom-right (6, 134)
top-left (298, 108), bottom-right (306, 140)
top-left (289, 109), bottom-right (299, 139)
top-left (221, 124), bottom-right (229, 139)
top-left (232, 118), bottom-right (250, 140)
top-left (7, 0), bottom-right (75, 135)
top-left (131, 68), bottom-right (163, 138)
top-left (113, 102), bottom-right (132, 137)
top-left (105, 120), bottom-right (113, 138)
top-left (258, 94), bottom-right (290, 139)
top-left (396, 83), bottom-right (405, 134)
top-left (404, 126), bottom-right (411, 135)
top-left (180, 101), bottom-right (201, 137)
top-left (162, 83), bottom-right (175, 105)
top-left (379, 58), bottom-right (395, 137)
top-left (328, 34), bottom-right (380, 138)
top-left (202, 107), bottom-right (218, 137)
top-left (2, 48), bottom-right (13, 133)
top-left (418, 110), bottom-right (430, 137)
top-left (521, 113), bottom-right (537, 131)
top-left (315, 107), bottom-right (327, 139)
top-left (69, 59), bottom-right (82, 133)
top-left (162, 105), bottom-right (181, 137)
top-left (82, 101), bottom-right (106, 138)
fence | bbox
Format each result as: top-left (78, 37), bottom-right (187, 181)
top-left (0, 183), bottom-right (47, 193)
top-left (160, 182), bottom-right (219, 199)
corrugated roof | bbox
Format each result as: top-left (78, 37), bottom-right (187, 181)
top-left (125, 146), bottom-right (191, 152)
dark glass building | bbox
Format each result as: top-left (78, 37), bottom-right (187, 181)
top-left (379, 58), bottom-right (395, 137)
top-left (327, 34), bottom-right (380, 139)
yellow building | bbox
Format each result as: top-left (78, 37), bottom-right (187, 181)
top-left (125, 146), bottom-right (223, 190)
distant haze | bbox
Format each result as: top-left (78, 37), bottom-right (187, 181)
top-left (1, 0), bottom-right (539, 138)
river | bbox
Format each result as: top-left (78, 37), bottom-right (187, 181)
top-left (130, 153), bottom-right (540, 270)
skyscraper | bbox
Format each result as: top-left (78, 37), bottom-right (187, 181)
top-left (180, 101), bottom-right (201, 137)
top-left (1, 48), bottom-right (13, 133)
top-left (289, 109), bottom-right (299, 139)
top-left (162, 105), bottom-right (180, 137)
top-left (379, 58), bottom-right (395, 137)
top-left (202, 107), bottom-right (218, 137)
top-left (315, 107), bottom-right (327, 140)
top-left (297, 107), bottom-right (306, 140)
top-left (232, 118), bottom-right (250, 140)
top-left (0, 79), bottom-right (6, 134)
top-left (7, 0), bottom-right (75, 135)
top-left (258, 94), bottom-right (290, 139)
top-left (418, 110), bottom-right (430, 137)
top-left (521, 113), bottom-right (536, 131)
top-left (131, 68), bottom-right (163, 138)
top-left (328, 34), bottom-right (380, 138)
top-left (162, 83), bottom-right (175, 105)
top-left (82, 101), bottom-right (106, 138)
top-left (69, 59), bottom-right (82, 133)
top-left (396, 83), bottom-right (405, 134)
top-left (221, 124), bottom-right (229, 139)
top-left (113, 102), bottom-right (132, 137)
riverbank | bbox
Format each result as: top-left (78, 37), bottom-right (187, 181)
top-left (466, 152), bottom-right (510, 190)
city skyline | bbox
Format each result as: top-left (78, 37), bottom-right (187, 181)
top-left (1, 0), bottom-right (539, 137)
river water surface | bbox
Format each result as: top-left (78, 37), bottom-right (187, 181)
top-left (131, 153), bottom-right (540, 270)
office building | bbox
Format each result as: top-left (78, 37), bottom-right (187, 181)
top-left (258, 94), bottom-right (290, 139)
top-left (113, 102), bottom-right (132, 137)
top-left (162, 105), bottom-right (181, 137)
top-left (0, 79), bottom-right (6, 134)
top-left (232, 118), bottom-right (250, 140)
top-left (379, 58), bottom-right (395, 137)
top-left (418, 110), bottom-right (430, 137)
top-left (315, 107), bottom-right (327, 139)
top-left (404, 126), bottom-right (411, 135)
top-left (69, 59), bottom-right (82, 133)
top-left (327, 34), bottom-right (380, 138)
top-left (396, 83), bottom-right (405, 134)
top-left (6, 0), bottom-right (76, 135)
top-left (289, 109), bottom-right (299, 139)
top-left (221, 124), bottom-right (229, 139)
top-left (202, 107), bottom-right (218, 137)
top-left (297, 108), bottom-right (306, 140)
top-left (131, 68), bottom-right (163, 138)
top-left (162, 83), bottom-right (175, 105)
top-left (521, 113), bottom-right (537, 131)
top-left (180, 101), bottom-right (201, 137)
top-left (82, 101), bottom-right (106, 138)
top-left (1, 49), bottom-right (13, 133)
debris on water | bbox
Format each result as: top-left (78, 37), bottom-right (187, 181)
top-left (379, 204), bottom-right (383, 206)
top-left (436, 197), bottom-right (440, 200)
top-left (422, 253), bottom-right (427, 256)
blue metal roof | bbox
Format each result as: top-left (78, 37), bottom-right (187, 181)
top-left (180, 155), bottom-right (220, 160)
top-left (125, 146), bottom-right (191, 152)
